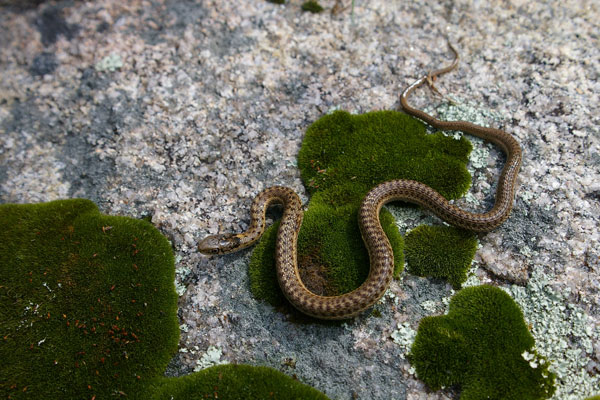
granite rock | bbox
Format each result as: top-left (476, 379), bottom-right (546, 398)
top-left (1, 1), bottom-right (598, 399)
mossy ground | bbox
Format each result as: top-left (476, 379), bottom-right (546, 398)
top-left (301, 1), bottom-right (324, 13)
top-left (410, 285), bottom-right (555, 399)
top-left (0, 199), bottom-right (179, 399)
top-left (150, 364), bottom-right (330, 400)
top-left (0, 200), bottom-right (330, 399)
top-left (404, 225), bottom-right (478, 289)
top-left (249, 110), bottom-right (475, 311)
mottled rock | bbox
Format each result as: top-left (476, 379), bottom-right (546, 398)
top-left (1, 0), bottom-right (598, 398)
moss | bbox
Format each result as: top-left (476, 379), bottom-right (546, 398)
top-left (404, 225), bottom-right (478, 288)
top-left (410, 285), bottom-right (555, 399)
top-left (249, 189), bottom-right (404, 306)
top-left (584, 396), bottom-right (600, 400)
top-left (297, 111), bottom-right (471, 199)
top-left (250, 110), bottom-right (474, 313)
top-left (266, 0), bottom-right (285, 4)
top-left (150, 364), bottom-right (330, 400)
top-left (0, 199), bottom-right (179, 399)
top-left (0, 200), bottom-right (331, 399)
top-left (249, 220), bottom-right (283, 306)
top-left (301, 1), bottom-right (324, 13)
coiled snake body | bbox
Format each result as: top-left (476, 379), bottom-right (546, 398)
top-left (198, 45), bottom-right (522, 319)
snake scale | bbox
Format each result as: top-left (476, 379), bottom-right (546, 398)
top-left (198, 44), bottom-right (522, 319)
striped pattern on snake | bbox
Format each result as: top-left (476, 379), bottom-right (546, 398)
top-left (198, 44), bottom-right (522, 319)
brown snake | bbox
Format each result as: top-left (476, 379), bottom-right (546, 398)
top-left (198, 44), bottom-right (522, 319)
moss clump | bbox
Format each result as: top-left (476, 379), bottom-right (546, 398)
top-left (297, 111), bottom-right (471, 198)
top-left (150, 364), bottom-right (330, 400)
top-left (0, 200), bottom-right (332, 399)
top-left (410, 285), bottom-right (555, 399)
top-left (249, 220), bottom-right (283, 305)
top-left (301, 1), bottom-right (324, 13)
top-left (250, 110), bottom-right (474, 314)
top-left (0, 199), bottom-right (179, 399)
top-left (405, 225), bottom-right (478, 288)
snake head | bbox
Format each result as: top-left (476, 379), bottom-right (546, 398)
top-left (198, 233), bottom-right (242, 255)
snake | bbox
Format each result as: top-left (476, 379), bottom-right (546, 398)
top-left (198, 43), bottom-right (522, 320)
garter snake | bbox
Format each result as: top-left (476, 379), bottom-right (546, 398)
top-left (198, 44), bottom-right (522, 319)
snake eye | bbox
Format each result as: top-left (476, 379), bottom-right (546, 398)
top-left (198, 234), bottom-right (241, 255)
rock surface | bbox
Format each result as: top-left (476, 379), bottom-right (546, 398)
top-left (1, 1), bottom-right (598, 399)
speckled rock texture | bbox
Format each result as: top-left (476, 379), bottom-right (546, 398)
top-left (1, 1), bottom-right (598, 399)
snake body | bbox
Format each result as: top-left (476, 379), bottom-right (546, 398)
top-left (198, 45), bottom-right (522, 319)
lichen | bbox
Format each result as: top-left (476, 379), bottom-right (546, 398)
top-left (391, 322), bottom-right (417, 359)
top-left (175, 280), bottom-right (187, 296)
top-left (431, 98), bottom-right (503, 129)
top-left (193, 346), bottom-right (226, 372)
top-left (505, 268), bottom-right (600, 399)
top-left (94, 53), bottom-right (123, 72)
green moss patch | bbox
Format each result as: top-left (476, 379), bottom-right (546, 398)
top-left (0, 199), bottom-right (179, 399)
top-left (301, 1), bottom-right (324, 13)
top-left (410, 285), bottom-right (555, 399)
top-left (249, 220), bottom-right (283, 306)
top-left (250, 110), bottom-right (474, 311)
top-left (151, 364), bottom-right (330, 400)
top-left (405, 226), bottom-right (478, 288)
top-left (297, 111), bottom-right (472, 198)
top-left (1, 200), bottom-right (331, 399)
